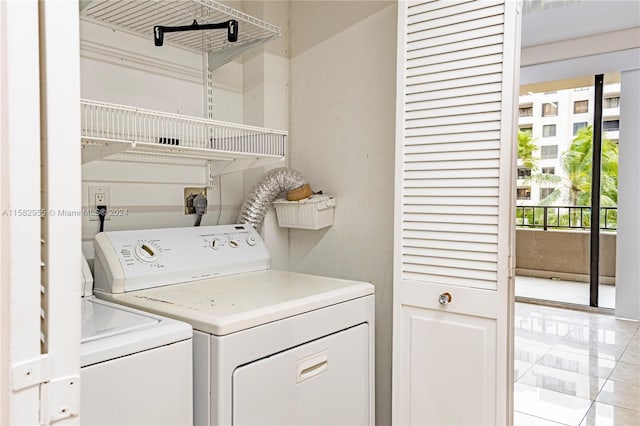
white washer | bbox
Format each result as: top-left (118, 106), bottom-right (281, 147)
top-left (80, 256), bottom-right (193, 425)
top-left (93, 224), bottom-right (375, 426)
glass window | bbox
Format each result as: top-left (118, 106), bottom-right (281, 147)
top-left (519, 106), bottom-right (533, 117)
top-left (542, 167), bottom-right (555, 174)
top-left (603, 120), bottom-right (620, 131)
top-left (573, 122), bottom-right (588, 135)
top-left (542, 124), bottom-right (556, 137)
top-left (540, 188), bottom-right (556, 199)
top-left (518, 168), bottom-right (532, 179)
top-left (604, 97), bottom-right (620, 108)
top-left (541, 145), bottom-right (558, 159)
top-left (520, 126), bottom-right (532, 134)
top-left (574, 100), bottom-right (588, 114)
top-left (517, 188), bottom-right (531, 200)
top-left (542, 102), bottom-right (558, 117)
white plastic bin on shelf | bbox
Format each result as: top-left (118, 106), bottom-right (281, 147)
top-left (272, 195), bottom-right (335, 230)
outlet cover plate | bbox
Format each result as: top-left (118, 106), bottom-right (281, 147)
top-left (184, 187), bottom-right (207, 214)
top-left (88, 186), bottom-right (111, 221)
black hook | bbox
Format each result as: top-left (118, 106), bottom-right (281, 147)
top-left (154, 19), bottom-right (238, 47)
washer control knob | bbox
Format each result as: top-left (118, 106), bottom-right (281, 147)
top-left (135, 243), bottom-right (157, 262)
top-left (228, 239), bottom-right (239, 248)
top-left (246, 236), bottom-right (257, 247)
top-left (211, 238), bottom-right (222, 250)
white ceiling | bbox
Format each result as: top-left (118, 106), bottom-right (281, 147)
top-left (521, 1), bottom-right (640, 48)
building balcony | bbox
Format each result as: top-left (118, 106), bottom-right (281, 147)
top-left (516, 228), bottom-right (616, 285)
top-left (515, 205), bottom-right (617, 285)
top-left (518, 115), bottom-right (534, 125)
top-left (603, 107), bottom-right (620, 118)
top-left (605, 130), bottom-right (620, 141)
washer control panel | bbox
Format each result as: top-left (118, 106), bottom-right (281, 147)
top-left (94, 224), bottom-right (271, 294)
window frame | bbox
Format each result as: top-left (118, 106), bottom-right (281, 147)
top-left (540, 187), bottom-right (556, 199)
top-left (603, 119), bottom-right (620, 131)
top-left (517, 167), bottom-right (532, 179)
top-left (541, 102), bottom-right (558, 117)
top-left (519, 105), bottom-right (533, 117)
top-left (604, 96), bottom-right (620, 109)
top-left (516, 187), bottom-right (531, 200)
top-left (541, 145), bottom-right (558, 159)
top-left (542, 124), bottom-right (556, 137)
top-left (573, 100), bottom-right (589, 114)
top-left (573, 122), bottom-right (588, 135)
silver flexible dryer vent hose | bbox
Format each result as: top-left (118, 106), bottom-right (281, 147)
top-left (237, 167), bottom-right (309, 232)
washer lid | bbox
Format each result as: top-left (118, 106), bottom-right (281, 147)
top-left (80, 297), bottom-right (192, 367)
top-left (96, 270), bottom-right (374, 336)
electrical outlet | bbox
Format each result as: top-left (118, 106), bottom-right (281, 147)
top-left (95, 192), bottom-right (107, 205)
top-left (184, 187), bottom-right (207, 214)
top-left (89, 186), bottom-right (110, 208)
top-left (88, 186), bottom-right (111, 221)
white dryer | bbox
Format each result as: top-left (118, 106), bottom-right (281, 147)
top-left (93, 224), bottom-right (375, 426)
top-left (80, 256), bottom-right (193, 425)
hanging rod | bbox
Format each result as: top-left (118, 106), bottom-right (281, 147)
top-left (154, 19), bottom-right (238, 47)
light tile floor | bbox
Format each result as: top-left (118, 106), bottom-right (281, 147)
top-left (514, 302), bottom-right (640, 425)
top-left (516, 276), bottom-right (616, 309)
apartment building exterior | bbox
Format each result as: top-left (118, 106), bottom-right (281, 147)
top-left (516, 83), bottom-right (621, 205)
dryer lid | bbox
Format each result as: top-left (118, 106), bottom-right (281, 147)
top-left (98, 269), bottom-right (374, 336)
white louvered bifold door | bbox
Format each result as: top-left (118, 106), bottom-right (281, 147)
top-left (1, 2), bottom-right (81, 423)
top-left (392, 1), bottom-right (521, 425)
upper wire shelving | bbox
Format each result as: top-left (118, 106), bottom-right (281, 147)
top-left (79, 0), bottom-right (281, 70)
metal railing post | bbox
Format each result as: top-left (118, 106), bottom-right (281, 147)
top-left (589, 74), bottom-right (604, 307)
top-left (515, 205), bottom-right (617, 231)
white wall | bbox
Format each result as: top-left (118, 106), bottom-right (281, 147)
top-left (240, 1), bottom-right (291, 270)
top-left (288, 2), bottom-right (396, 424)
top-left (521, 1), bottom-right (639, 50)
top-left (616, 69), bottom-right (640, 320)
top-left (520, 1), bottom-right (640, 79)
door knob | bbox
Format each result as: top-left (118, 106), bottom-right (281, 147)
top-left (438, 292), bottom-right (452, 305)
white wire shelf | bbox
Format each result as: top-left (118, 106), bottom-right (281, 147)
top-left (79, 0), bottom-right (281, 70)
top-left (81, 99), bottom-right (287, 170)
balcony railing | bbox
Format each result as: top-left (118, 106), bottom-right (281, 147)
top-left (516, 206), bottom-right (617, 231)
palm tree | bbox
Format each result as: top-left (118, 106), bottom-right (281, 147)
top-left (517, 129), bottom-right (561, 194)
top-left (518, 129), bottom-right (538, 171)
top-left (561, 128), bottom-right (592, 205)
top-left (540, 126), bottom-right (618, 207)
